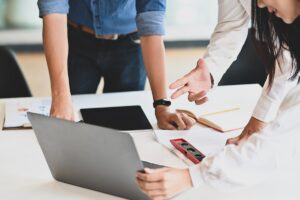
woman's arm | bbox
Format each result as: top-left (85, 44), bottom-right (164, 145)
top-left (169, 0), bottom-right (250, 102)
top-left (190, 91), bottom-right (300, 190)
top-left (227, 49), bottom-right (299, 144)
top-left (137, 87), bottom-right (300, 198)
top-left (204, 0), bottom-right (251, 83)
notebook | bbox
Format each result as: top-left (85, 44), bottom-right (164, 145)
top-left (80, 105), bottom-right (152, 131)
top-left (173, 84), bottom-right (262, 132)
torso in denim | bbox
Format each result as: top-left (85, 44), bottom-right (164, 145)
top-left (38, 0), bottom-right (166, 36)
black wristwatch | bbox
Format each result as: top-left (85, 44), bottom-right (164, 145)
top-left (153, 99), bottom-right (171, 108)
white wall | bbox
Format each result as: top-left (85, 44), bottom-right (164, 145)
top-left (0, 0), bottom-right (218, 45)
top-left (165, 0), bottom-right (218, 41)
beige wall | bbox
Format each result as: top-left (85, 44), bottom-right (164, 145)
top-left (16, 48), bottom-right (206, 97)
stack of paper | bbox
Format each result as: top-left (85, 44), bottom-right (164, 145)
top-left (0, 101), bottom-right (4, 130)
top-left (154, 128), bottom-right (241, 166)
top-left (3, 99), bottom-right (50, 129)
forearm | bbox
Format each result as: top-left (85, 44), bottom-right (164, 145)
top-left (140, 36), bottom-right (167, 100)
top-left (252, 50), bottom-right (299, 123)
top-left (43, 14), bottom-right (70, 98)
top-left (190, 99), bottom-right (300, 190)
top-left (205, 0), bottom-right (250, 84)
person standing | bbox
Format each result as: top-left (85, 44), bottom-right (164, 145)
top-left (37, 0), bottom-right (195, 130)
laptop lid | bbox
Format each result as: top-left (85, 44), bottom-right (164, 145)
top-left (28, 112), bottom-right (150, 200)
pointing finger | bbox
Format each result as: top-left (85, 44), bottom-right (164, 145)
top-left (170, 86), bottom-right (190, 99)
top-left (169, 76), bottom-right (188, 89)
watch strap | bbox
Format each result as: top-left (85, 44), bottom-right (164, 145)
top-left (153, 99), bottom-right (171, 108)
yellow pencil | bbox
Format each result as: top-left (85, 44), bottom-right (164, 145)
top-left (200, 107), bottom-right (240, 117)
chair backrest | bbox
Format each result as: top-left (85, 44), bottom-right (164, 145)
top-left (0, 46), bottom-right (32, 98)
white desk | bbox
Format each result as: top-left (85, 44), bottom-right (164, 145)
top-left (1, 90), bottom-right (300, 200)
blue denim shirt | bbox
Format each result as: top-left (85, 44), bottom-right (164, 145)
top-left (37, 0), bottom-right (166, 36)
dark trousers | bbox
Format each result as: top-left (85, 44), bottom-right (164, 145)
top-left (67, 26), bottom-right (146, 94)
top-left (218, 29), bottom-right (268, 87)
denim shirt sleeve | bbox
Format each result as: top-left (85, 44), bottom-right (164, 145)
top-left (136, 0), bottom-right (166, 36)
top-left (37, 0), bottom-right (69, 17)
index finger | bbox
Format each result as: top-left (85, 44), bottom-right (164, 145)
top-left (169, 76), bottom-right (188, 89)
top-left (170, 86), bottom-right (190, 99)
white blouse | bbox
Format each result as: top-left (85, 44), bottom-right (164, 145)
top-left (189, 85), bottom-right (300, 190)
top-left (190, 0), bottom-right (300, 190)
top-left (204, 0), bottom-right (297, 123)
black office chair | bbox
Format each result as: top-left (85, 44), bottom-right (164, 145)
top-left (0, 46), bottom-right (32, 98)
top-left (218, 29), bottom-right (268, 87)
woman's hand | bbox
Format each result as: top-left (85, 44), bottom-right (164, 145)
top-left (226, 117), bottom-right (267, 145)
top-left (169, 59), bottom-right (212, 105)
top-left (136, 168), bottom-right (193, 200)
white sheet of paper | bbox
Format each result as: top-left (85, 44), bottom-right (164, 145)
top-left (154, 127), bottom-right (241, 165)
top-left (4, 99), bottom-right (50, 128)
top-left (0, 101), bottom-right (5, 130)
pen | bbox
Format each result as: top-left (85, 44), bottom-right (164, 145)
top-left (200, 107), bottom-right (240, 117)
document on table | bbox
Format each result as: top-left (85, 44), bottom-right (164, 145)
top-left (3, 99), bottom-right (50, 129)
top-left (0, 101), bottom-right (4, 130)
top-left (154, 127), bottom-right (241, 166)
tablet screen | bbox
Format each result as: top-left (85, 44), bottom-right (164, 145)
top-left (80, 106), bottom-right (152, 131)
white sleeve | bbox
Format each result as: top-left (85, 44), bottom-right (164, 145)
top-left (204, 0), bottom-right (250, 84)
top-left (252, 50), bottom-right (299, 122)
top-left (189, 88), bottom-right (300, 191)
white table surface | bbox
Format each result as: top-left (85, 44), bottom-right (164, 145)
top-left (1, 90), bottom-right (300, 200)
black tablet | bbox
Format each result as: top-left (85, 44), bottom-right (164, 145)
top-left (80, 105), bottom-right (152, 131)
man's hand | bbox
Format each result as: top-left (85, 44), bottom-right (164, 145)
top-left (50, 94), bottom-right (74, 121)
top-left (226, 117), bottom-right (267, 145)
top-left (136, 167), bottom-right (193, 200)
top-left (155, 106), bottom-right (196, 130)
top-left (169, 59), bottom-right (212, 105)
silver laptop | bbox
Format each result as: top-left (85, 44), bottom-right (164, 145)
top-left (28, 112), bottom-right (162, 200)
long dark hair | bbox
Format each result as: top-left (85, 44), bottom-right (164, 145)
top-left (252, 0), bottom-right (300, 87)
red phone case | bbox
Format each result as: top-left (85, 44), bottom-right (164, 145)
top-left (170, 138), bottom-right (205, 164)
